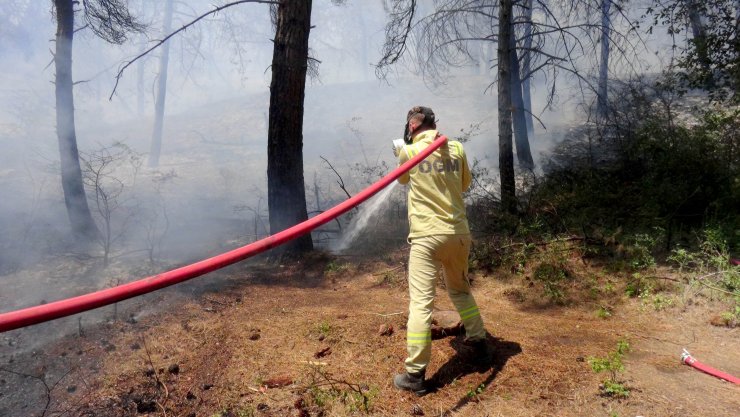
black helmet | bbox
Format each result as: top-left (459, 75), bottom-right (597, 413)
top-left (404, 106), bottom-right (436, 143)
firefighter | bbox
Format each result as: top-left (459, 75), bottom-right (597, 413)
top-left (393, 106), bottom-right (490, 395)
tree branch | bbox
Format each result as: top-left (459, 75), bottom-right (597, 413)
top-left (109, 0), bottom-right (278, 99)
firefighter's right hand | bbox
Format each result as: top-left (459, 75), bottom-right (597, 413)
top-left (392, 138), bottom-right (405, 158)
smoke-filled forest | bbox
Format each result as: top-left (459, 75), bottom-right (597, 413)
top-left (0, 0), bottom-right (738, 416)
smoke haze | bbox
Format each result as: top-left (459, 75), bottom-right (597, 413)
top-left (0, 0), bottom-right (679, 342)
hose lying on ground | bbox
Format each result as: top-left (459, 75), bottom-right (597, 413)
top-left (681, 349), bottom-right (740, 385)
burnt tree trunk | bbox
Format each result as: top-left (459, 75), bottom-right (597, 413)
top-left (267, 0), bottom-right (313, 255)
top-left (148, 0), bottom-right (174, 167)
top-left (54, 0), bottom-right (99, 240)
top-left (686, 0), bottom-right (713, 87)
top-left (509, 27), bottom-right (534, 170)
top-left (521, 0), bottom-right (534, 136)
top-left (597, 0), bottom-right (611, 117)
top-left (498, 0), bottom-right (517, 214)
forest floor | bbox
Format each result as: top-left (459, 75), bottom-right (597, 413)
top-left (1, 248), bottom-right (739, 417)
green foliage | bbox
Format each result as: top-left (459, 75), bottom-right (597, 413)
top-left (596, 306), bottom-right (612, 319)
top-left (722, 269), bottom-right (740, 294)
top-left (588, 340), bottom-right (631, 398)
top-left (533, 262), bottom-right (569, 304)
top-left (379, 271), bottom-right (398, 285)
top-left (643, 2), bottom-right (739, 102)
top-left (625, 232), bottom-right (659, 270)
top-left (324, 260), bottom-right (348, 274)
top-left (667, 227), bottom-right (739, 315)
top-left (236, 408), bottom-right (255, 417)
top-left (466, 383), bottom-right (486, 398)
top-left (667, 247), bottom-right (699, 272)
top-left (718, 306), bottom-right (740, 328)
top-left (530, 240), bottom-right (574, 304)
top-left (530, 93), bottom-right (739, 254)
top-left (316, 321), bottom-right (332, 337)
top-left (647, 293), bottom-right (674, 311)
top-left (602, 380), bottom-right (630, 398)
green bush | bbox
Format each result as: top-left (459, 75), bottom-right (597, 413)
top-left (589, 340), bottom-right (631, 398)
top-left (527, 88), bottom-right (739, 253)
top-left (532, 248), bottom-right (571, 304)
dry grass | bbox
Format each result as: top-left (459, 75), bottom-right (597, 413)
top-left (2, 250), bottom-right (739, 417)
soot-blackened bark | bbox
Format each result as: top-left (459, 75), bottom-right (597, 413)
top-left (597, 0), bottom-right (611, 118)
top-left (54, 0), bottom-right (100, 241)
top-left (498, 0), bottom-right (516, 214)
top-left (267, 0), bottom-right (313, 255)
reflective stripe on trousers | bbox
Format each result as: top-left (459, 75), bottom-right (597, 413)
top-left (404, 234), bottom-right (485, 374)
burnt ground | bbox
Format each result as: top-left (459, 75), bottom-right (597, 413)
top-left (1, 250), bottom-right (739, 417)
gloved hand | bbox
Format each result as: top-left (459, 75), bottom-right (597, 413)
top-left (392, 139), bottom-right (405, 157)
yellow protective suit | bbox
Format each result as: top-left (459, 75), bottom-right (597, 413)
top-left (397, 130), bottom-right (486, 374)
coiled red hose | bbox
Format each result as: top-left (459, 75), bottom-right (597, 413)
top-left (0, 135), bottom-right (448, 332)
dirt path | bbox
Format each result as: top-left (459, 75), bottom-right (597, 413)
top-left (1, 257), bottom-right (738, 416)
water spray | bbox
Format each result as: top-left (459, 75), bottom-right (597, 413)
top-left (332, 181), bottom-right (399, 252)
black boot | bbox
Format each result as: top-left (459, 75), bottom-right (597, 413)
top-left (464, 338), bottom-right (494, 368)
top-left (393, 370), bottom-right (427, 395)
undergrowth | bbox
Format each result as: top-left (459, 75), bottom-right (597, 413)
top-left (588, 340), bottom-right (631, 398)
top-left (467, 85), bottom-right (737, 322)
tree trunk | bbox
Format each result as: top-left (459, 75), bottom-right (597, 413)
top-left (136, 39), bottom-right (146, 115)
top-left (267, 0), bottom-right (313, 255)
top-left (687, 0), bottom-right (712, 86)
top-left (136, 0), bottom-right (148, 116)
top-left (509, 28), bottom-right (534, 170)
top-left (498, 0), bottom-right (516, 214)
top-left (148, 0), bottom-right (174, 167)
top-left (54, 0), bottom-right (100, 240)
top-left (357, 1), bottom-right (370, 81)
top-left (597, 0), bottom-right (611, 117)
top-left (521, 0), bottom-right (534, 136)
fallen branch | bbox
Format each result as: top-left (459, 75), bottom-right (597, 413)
top-left (0, 366), bottom-right (73, 417)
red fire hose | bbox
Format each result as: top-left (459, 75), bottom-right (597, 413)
top-left (0, 135), bottom-right (449, 332)
top-left (681, 349), bottom-right (740, 384)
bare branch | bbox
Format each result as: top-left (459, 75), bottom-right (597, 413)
top-left (320, 156), bottom-right (353, 201)
top-left (375, 0), bottom-right (417, 78)
top-left (109, 0), bottom-right (278, 100)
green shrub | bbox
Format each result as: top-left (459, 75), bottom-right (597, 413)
top-left (533, 261), bottom-right (570, 304)
top-left (588, 340), bottom-right (631, 398)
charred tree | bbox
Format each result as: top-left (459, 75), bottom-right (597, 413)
top-left (509, 26), bottom-right (533, 170)
top-left (498, 0), bottom-right (516, 214)
top-left (267, 0), bottom-right (314, 255)
top-left (597, 0), bottom-right (611, 117)
top-left (54, 0), bottom-right (100, 241)
top-left (686, 0), bottom-right (713, 86)
top-left (148, 0), bottom-right (174, 167)
top-left (521, 0), bottom-right (534, 136)
top-left (52, 0), bottom-right (142, 241)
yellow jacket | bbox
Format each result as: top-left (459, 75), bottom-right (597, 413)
top-left (397, 130), bottom-right (471, 239)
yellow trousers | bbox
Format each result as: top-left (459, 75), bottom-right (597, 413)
top-left (404, 234), bottom-right (486, 374)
